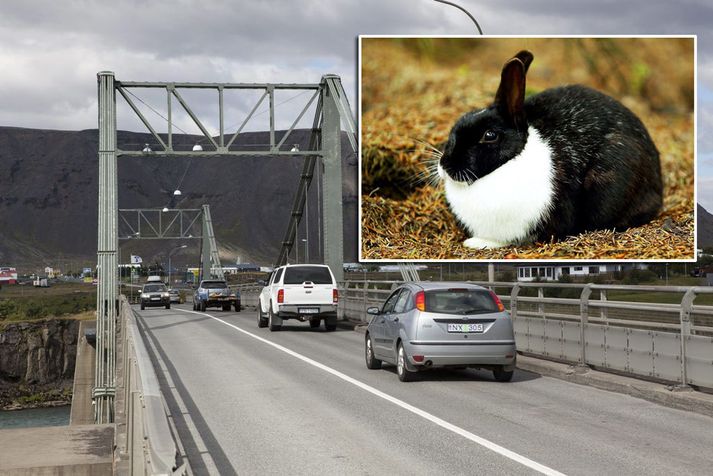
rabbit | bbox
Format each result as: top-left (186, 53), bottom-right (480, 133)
top-left (437, 50), bottom-right (663, 249)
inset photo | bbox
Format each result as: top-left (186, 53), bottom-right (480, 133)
top-left (359, 36), bottom-right (695, 261)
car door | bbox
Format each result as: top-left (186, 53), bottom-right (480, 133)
top-left (260, 271), bottom-right (276, 313)
top-left (384, 288), bottom-right (411, 354)
top-left (269, 267), bottom-right (284, 313)
top-left (372, 288), bottom-right (403, 358)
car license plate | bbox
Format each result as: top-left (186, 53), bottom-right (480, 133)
top-left (151, 297), bottom-right (159, 301)
top-left (299, 308), bottom-right (319, 314)
top-left (447, 323), bottom-right (484, 333)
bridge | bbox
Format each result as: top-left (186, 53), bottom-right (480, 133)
top-left (3, 70), bottom-right (712, 475)
top-left (111, 281), bottom-right (713, 474)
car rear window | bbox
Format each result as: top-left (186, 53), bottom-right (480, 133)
top-left (283, 266), bottom-right (333, 285)
top-left (425, 289), bottom-right (499, 315)
top-left (144, 284), bottom-right (166, 292)
top-left (202, 281), bottom-right (227, 289)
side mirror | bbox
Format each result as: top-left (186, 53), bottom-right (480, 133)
top-left (366, 307), bottom-right (380, 315)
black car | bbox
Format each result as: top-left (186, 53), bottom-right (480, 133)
top-left (140, 283), bottom-right (171, 310)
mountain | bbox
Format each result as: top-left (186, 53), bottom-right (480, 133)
top-left (0, 126), bottom-right (357, 272)
top-left (697, 204), bottom-right (713, 249)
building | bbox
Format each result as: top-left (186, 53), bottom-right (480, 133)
top-left (0, 267), bottom-right (18, 285)
top-left (235, 263), bottom-right (261, 272)
top-left (186, 266), bottom-right (243, 282)
top-left (515, 263), bottom-right (648, 282)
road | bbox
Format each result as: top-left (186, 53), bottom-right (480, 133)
top-left (135, 304), bottom-right (713, 475)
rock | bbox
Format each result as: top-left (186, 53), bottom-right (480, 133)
top-left (0, 319), bottom-right (79, 407)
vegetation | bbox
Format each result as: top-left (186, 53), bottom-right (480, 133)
top-left (0, 282), bottom-right (95, 325)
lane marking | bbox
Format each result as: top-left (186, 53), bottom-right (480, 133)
top-left (176, 308), bottom-right (566, 476)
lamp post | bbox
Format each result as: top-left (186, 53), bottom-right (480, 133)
top-left (168, 245), bottom-right (188, 288)
top-left (433, 0), bottom-right (483, 34)
top-left (302, 238), bottom-right (308, 264)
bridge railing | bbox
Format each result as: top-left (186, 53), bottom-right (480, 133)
top-left (336, 280), bottom-right (713, 390)
top-left (115, 295), bottom-right (186, 475)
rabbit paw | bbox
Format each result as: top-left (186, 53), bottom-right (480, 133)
top-left (463, 237), bottom-right (508, 249)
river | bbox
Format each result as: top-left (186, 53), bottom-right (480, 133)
top-left (0, 406), bottom-right (71, 429)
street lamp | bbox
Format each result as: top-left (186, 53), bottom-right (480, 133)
top-left (433, 0), bottom-right (483, 34)
top-left (168, 244), bottom-right (188, 287)
top-left (302, 238), bottom-right (308, 264)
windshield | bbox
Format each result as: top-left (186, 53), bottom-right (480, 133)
top-left (143, 284), bottom-right (166, 292)
top-left (201, 281), bottom-right (227, 289)
top-left (283, 266), bottom-right (333, 285)
top-left (425, 289), bottom-right (499, 315)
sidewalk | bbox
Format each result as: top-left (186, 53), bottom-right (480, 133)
top-left (0, 424), bottom-right (113, 475)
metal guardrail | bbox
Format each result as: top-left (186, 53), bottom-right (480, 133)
top-left (115, 295), bottom-right (186, 475)
top-left (332, 280), bottom-right (713, 390)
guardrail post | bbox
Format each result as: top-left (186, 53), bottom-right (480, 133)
top-left (510, 284), bottom-right (520, 319)
top-left (600, 289), bottom-right (608, 322)
top-left (677, 288), bottom-right (695, 390)
top-left (363, 281), bottom-right (368, 323)
top-left (537, 286), bottom-right (544, 318)
top-left (579, 284), bottom-right (593, 367)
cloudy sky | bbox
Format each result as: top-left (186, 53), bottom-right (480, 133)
top-left (1, 0), bottom-right (712, 207)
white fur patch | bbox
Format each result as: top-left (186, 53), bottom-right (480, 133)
top-left (440, 126), bottom-right (555, 248)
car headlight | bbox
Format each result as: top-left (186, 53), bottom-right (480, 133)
top-left (141, 293), bottom-right (149, 298)
top-left (161, 292), bottom-right (169, 298)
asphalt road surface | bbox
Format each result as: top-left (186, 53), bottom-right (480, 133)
top-left (135, 305), bottom-right (713, 475)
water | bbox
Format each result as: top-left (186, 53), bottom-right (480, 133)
top-left (0, 406), bottom-right (70, 429)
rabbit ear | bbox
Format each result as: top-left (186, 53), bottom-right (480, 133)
top-left (513, 50), bottom-right (534, 74)
top-left (494, 56), bottom-right (527, 129)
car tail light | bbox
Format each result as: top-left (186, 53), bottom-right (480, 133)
top-left (413, 355), bottom-right (424, 363)
top-left (333, 288), bottom-right (339, 303)
top-left (277, 289), bottom-right (284, 303)
top-left (489, 290), bottom-right (506, 313)
top-left (415, 291), bottom-right (425, 311)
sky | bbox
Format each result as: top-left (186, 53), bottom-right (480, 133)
top-left (1, 0), bottom-right (712, 207)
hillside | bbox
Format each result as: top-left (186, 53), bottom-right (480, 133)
top-left (0, 126), bottom-right (357, 272)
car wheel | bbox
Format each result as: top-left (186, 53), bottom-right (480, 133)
top-left (324, 316), bottom-right (337, 332)
top-left (268, 307), bottom-right (281, 331)
top-left (235, 301), bottom-right (241, 312)
top-left (257, 307), bottom-right (268, 328)
top-left (166, 303), bottom-right (171, 310)
top-left (365, 334), bottom-right (382, 370)
top-left (397, 343), bottom-right (415, 382)
top-left (309, 318), bottom-right (320, 328)
top-left (200, 301), bottom-right (206, 312)
top-left (140, 303), bottom-right (145, 310)
top-left (493, 367), bottom-right (514, 382)
top-left (222, 303), bottom-right (231, 311)
top-left (192, 300), bottom-right (196, 310)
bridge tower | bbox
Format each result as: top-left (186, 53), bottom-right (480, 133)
top-left (96, 72), bottom-right (355, 422)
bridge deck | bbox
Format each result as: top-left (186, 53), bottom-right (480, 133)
top-left (135, 304), bottom-right (713, 475)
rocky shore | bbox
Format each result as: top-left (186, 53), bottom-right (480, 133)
top-left (0, 319), bottom-right (79, 410)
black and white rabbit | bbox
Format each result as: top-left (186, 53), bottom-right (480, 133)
top-left (438, 50), bottom-right (663, 249)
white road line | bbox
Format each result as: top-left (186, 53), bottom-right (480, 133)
top-left (176, 308), bottom-right (566, 476)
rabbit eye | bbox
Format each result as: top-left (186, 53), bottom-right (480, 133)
top-left (480, 130), bottom-right (499, 143)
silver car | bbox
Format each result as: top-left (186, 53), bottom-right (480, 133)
top-left (365, 282), bottom-right (516, 382)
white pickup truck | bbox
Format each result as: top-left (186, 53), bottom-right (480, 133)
top-left (258, 264), bottom-right (339, 331)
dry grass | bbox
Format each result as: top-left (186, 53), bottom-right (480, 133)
top-left (360, 38), bottom-right (695, 260)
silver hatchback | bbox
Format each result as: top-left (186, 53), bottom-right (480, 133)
top-left (365, 282), bottom-right (516, 382)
